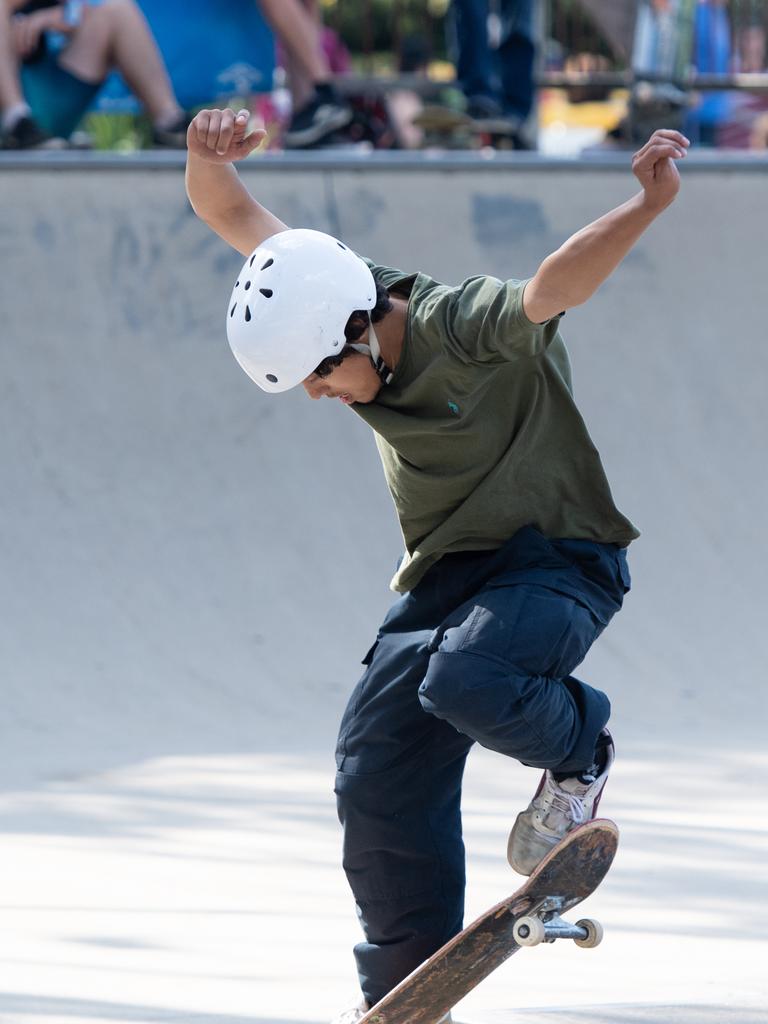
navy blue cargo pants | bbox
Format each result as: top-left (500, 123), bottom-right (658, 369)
top-left (334, 526), bottom-right (631, 1007)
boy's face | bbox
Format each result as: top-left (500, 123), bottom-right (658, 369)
top-left (302, 351), bottom-right (382, 406)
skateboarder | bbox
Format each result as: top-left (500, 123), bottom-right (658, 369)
top-left (185, 110), bottom-right (689, 1023)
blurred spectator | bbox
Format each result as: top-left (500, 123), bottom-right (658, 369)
top-left (562, 51), bottom-right (613, 103)
top-left (0, 0), bottom-right (189, 149)
top-left (0, 0), bottom-right (49, 144)
top-left (687, 0), bottom-right (732, 145)
top-left (720, 19), bottom-right (768, 149)
top-left (613, 0), bottom-right (690, 144)
top-left (449, 0), bottom-right (535, 136)
top-left (633, 0), bottom-right (686, 79)
top-left (386, 33), bottom-right (430, 149)
top-left (257, 0), bottom-right (352, 148)
top-left (737, 21), bottom-right (766, 74)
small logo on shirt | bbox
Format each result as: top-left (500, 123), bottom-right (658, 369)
top-left (447, 401), bottom-right (461, 417)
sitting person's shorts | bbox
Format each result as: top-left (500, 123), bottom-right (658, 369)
top-left (21, 52), bottom-right (102, 140)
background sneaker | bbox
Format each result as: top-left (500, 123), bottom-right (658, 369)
top-left (152, 113), bottom-right (192, 148)
top-left (1, 115), bottom-right (61, 151)
top-left (284, 83), bottom-right (352, 148)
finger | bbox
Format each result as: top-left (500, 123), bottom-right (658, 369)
top-left (635, 131), bottom-right (689, 164)
top-left (232, 108), bottom-right (250, 138)
top-left (634, 143), bottom-right (686, 168)
top-left (239, 127), bottom-right (268, 155)
top-left (23, 20), bottom-right (38, 53)
top-left (18, 23), bottom-right (31, 56)
top-left (650, 129), bottom-right (690, 148)
top-left (195, 110), bottom-right (211, 145)
top-left (647, 143), bottom-right (687, 161)
top-left (216, 109), bottom-right (236, 155)
top-left (206, 109), bottom-right (222, 150)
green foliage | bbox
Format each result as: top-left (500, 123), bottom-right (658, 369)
top-left (324, 0), bottom-right (449, 66)
top-left (82, 113), bottom-right (151, 152)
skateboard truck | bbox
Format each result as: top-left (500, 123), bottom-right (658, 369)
top-left (513, 897), bottom-right (603, 949)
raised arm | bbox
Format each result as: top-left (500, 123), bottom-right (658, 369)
top-left (523, 130), bottom-right (690, 325)
top-left (185, 108), bottom-right (289, 256)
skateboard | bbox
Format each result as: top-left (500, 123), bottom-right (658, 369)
top-left (412, 104), bottom-right (526, 151)
top-left (360, 818), bottom-right (619, 1024)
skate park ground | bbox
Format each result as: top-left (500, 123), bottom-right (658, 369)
top-left (1, 149), bottom-right (766, 1024)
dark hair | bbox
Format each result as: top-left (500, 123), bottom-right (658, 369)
top-left (313, 280), bottom-right (393, 379)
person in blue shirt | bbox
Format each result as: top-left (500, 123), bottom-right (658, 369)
top-left (0, 0), bottom-right (188, 148)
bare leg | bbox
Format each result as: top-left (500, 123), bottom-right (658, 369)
top-left (58, 0), bottom-right (182, 123)
top-left (281, 0), bottom-right (324, 108)
top-left (0, 6), bottom-right (26, 112)
top-left (258, 0), bottom-right (329, 86)
top-left (281, 48), bottom-right (314, 111)
top-left (262, 0), bottom-right (350, 146)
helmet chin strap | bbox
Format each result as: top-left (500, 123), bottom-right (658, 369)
top-left (349, 322), bottom-right (393, 386)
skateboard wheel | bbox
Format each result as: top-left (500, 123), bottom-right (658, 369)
top-left (514, 916), bottom-right (546, 947)
top-left (574, 918), bottom-right (603, 948)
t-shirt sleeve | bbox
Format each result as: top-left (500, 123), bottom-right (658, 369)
top-left (442, 274), bottom-right (564, 364)
top-left (362, 257), bottom-right (414, 293)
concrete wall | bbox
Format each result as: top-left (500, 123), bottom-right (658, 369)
top-left (1, 154), bottom-right (765, 785)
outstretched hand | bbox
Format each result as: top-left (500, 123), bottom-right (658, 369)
top-left (632, 129), bottom-right (690, 211)
top-left (186, 108), bottom-right (267, 164)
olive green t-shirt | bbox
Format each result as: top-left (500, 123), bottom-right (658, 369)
top-left (353, 261), bottom-right (639, 593)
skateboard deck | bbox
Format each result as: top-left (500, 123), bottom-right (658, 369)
top-left (360, 818), bottom-right (619, 1024)
top-left (412, 104), bottom-right (522, 150)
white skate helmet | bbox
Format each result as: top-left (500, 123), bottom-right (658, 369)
top-left (226, 228), bottom-right (377, 393)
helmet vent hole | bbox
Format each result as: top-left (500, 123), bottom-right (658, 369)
top-left (266, 374), bottom-right (278, 384)
top-left (249, 253), bottom-right (257, 267)
top-left (259, 288), bottom-right (273, 298)
top-left (244, 281), bottom-right (251, 290)
top-left (261, 258), bottom-right (274, 270)
top-left (245, 305), bottom-right (251, 322)
top-left (235, 281), bottom-right (240, 288)
top-left (337, 242), bottom-right (346, 250)
top-left (230, 303), bottom-right (237, 318)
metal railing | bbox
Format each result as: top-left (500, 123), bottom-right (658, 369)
top-left (323, 1), bottom-right (768, 94)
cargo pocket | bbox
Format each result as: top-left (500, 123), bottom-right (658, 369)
top-left (336, 635), bottom-right (382, 769)
top-left (440, 581), bottom-right (602, 680)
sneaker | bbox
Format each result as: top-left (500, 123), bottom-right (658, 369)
top-left (152, 113), bottom-right (192, 149)
top-left (507, 730), bottom-right (615, 876)
top-left (283, 83), bottom-right (353, 148)
top-left (465, 94), bottom-right (505, 121)
top-left (1, 115), bottom-right (58, 150)
top-left (331, 1000), bottom-right (451, 1023)
top-left (462, 96), bottom-right (531, 148)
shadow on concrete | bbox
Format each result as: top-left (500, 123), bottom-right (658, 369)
top-left (476, 1008), bottom-right (767, 1024)
top-left (0, 994), bottom-right (311, 1024)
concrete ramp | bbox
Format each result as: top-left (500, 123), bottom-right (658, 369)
top-left (0, 153), bottom-right (765, 1022)
top-left (2, 154), bottom-right (766, 777)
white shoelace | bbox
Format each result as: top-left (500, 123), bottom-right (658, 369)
top-left (547, 787), bottom-right (587, 827)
